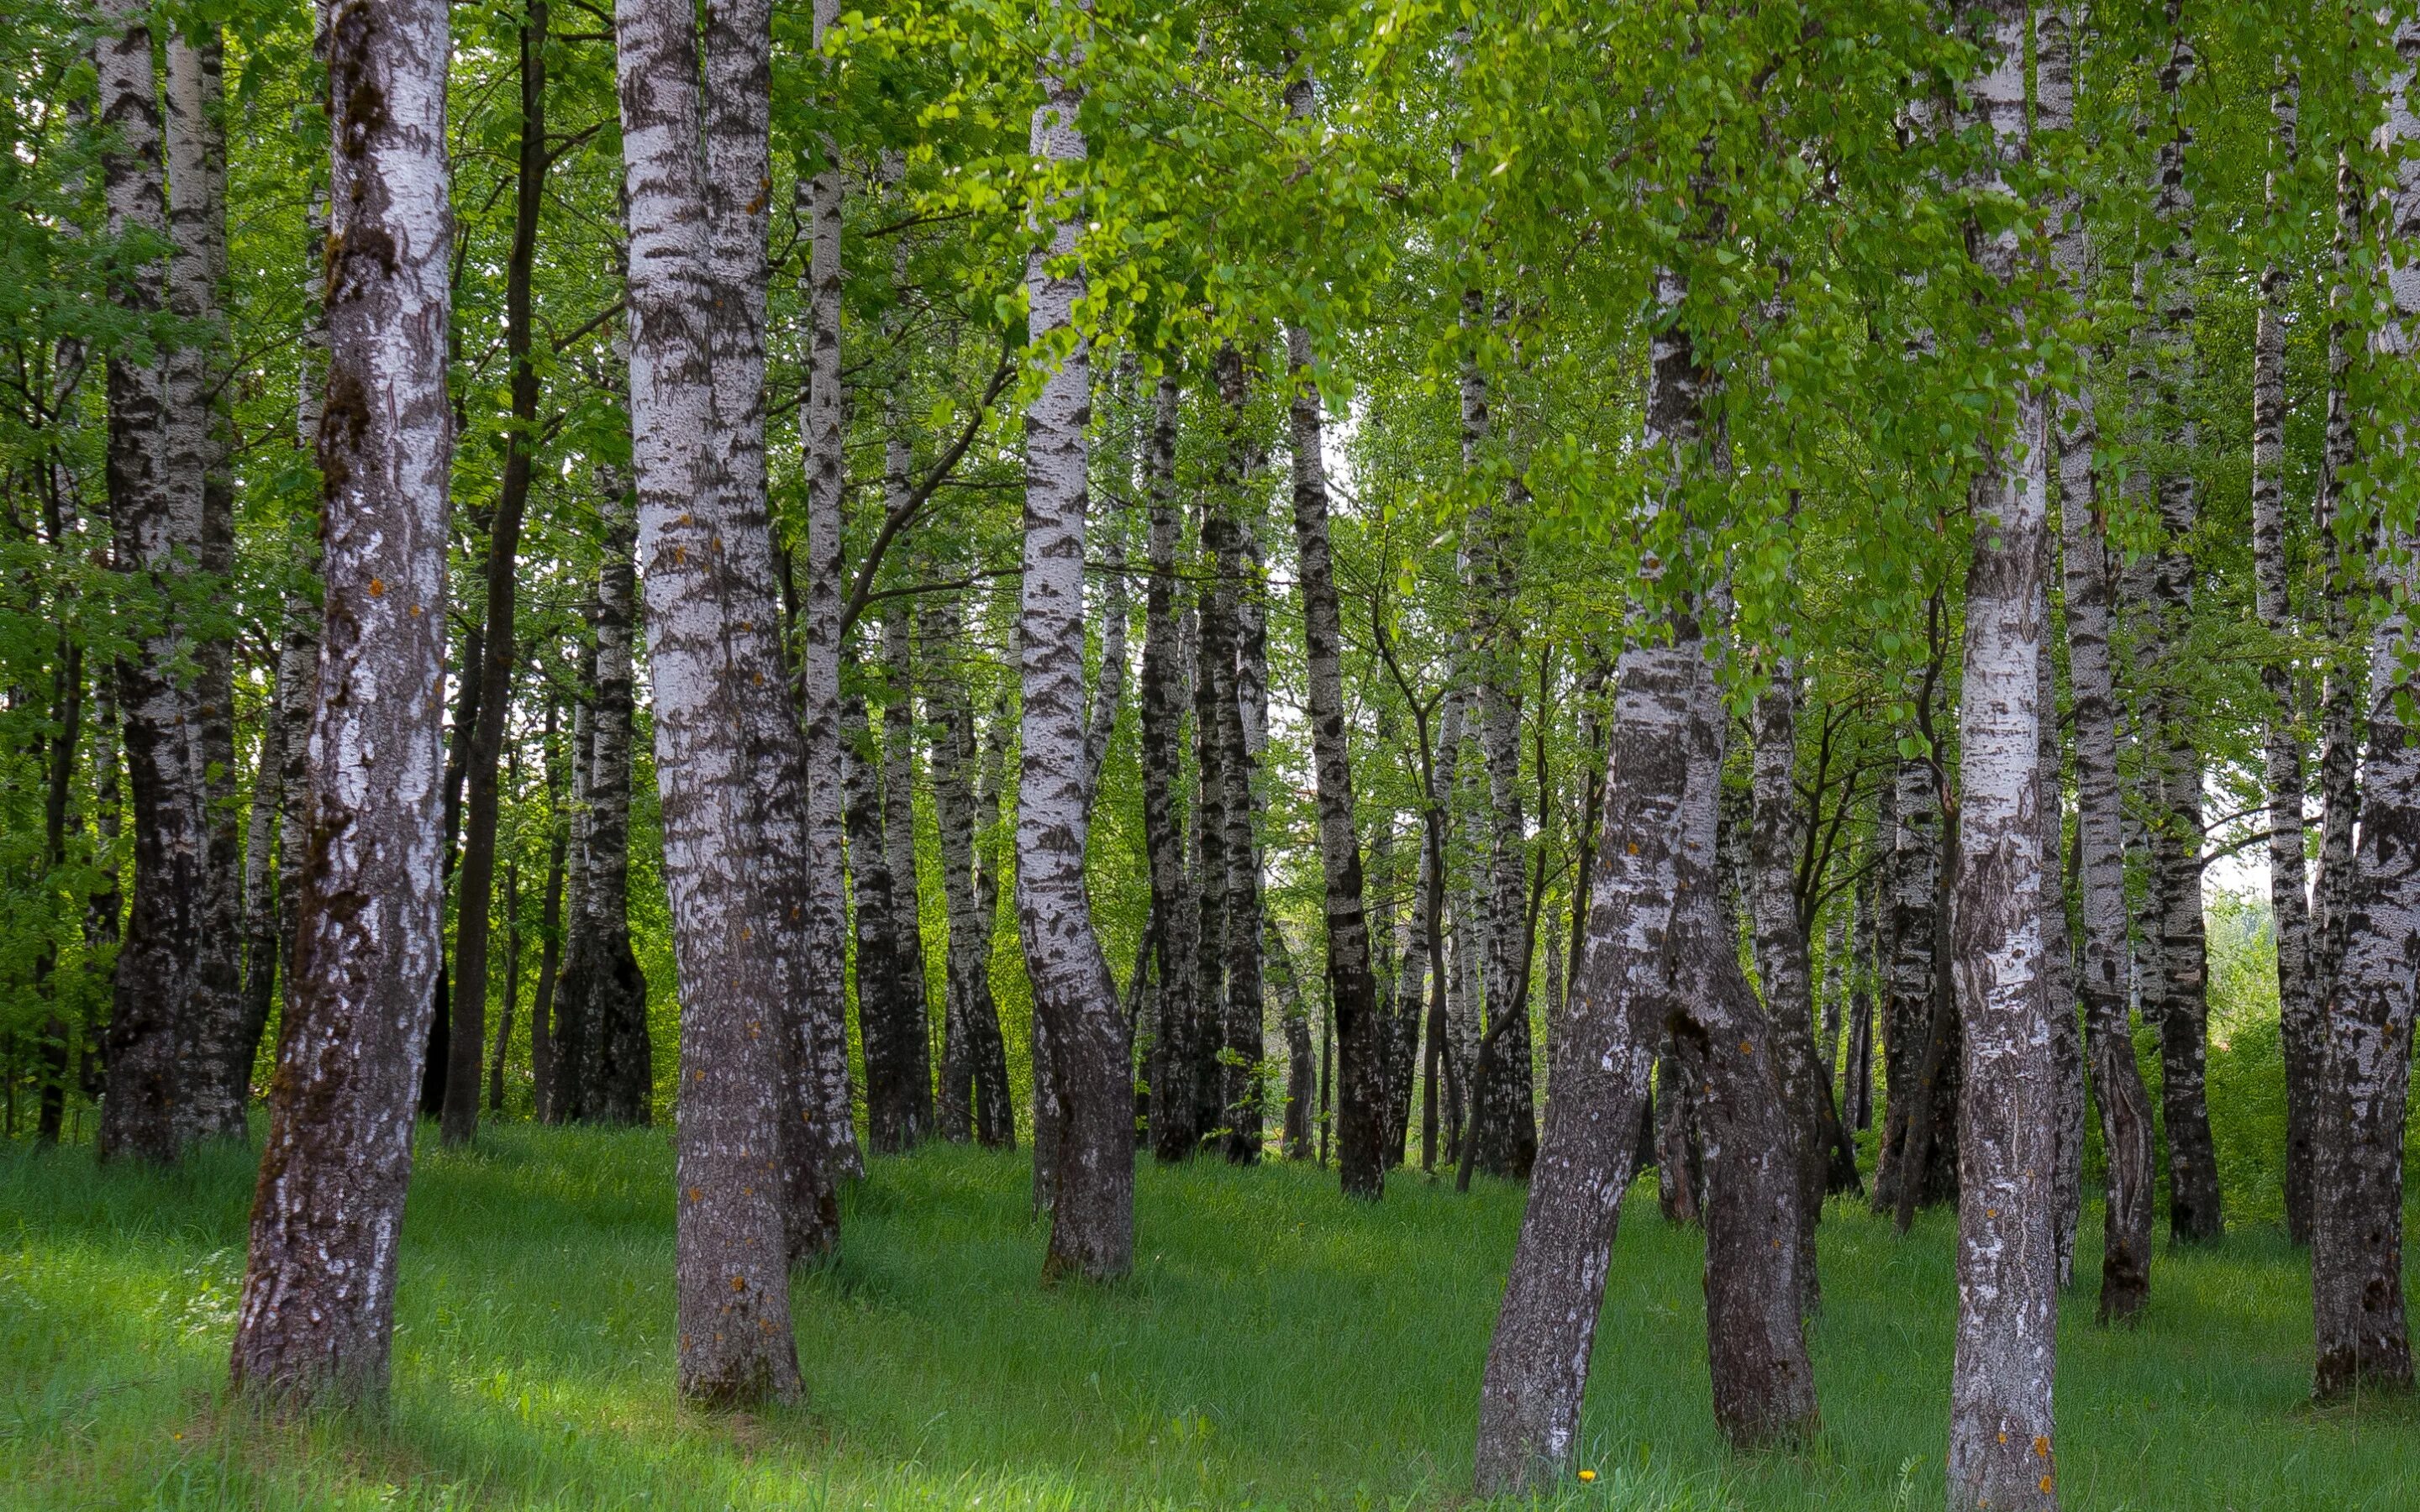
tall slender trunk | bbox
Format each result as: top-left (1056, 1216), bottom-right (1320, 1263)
top-left (2256, 79), bottom-right (2320, 1247)
top-left (794, 0), bottom-right (860, 1196)
top-left (1944, 19), bottom-right (2060, 1502)
top-left (1140, 373), bottom-right (1200, 1163)
top-left (845, 677), bottom-right (919, 1152)
top-left (228, 0), bottom-right (454, 1400)
top-left (1267, 921), bottom-right (1315, 1159)
top-left (426, 617), bottom-right (482, 1119)
top-left (166, 26), bottom-right (249, 1143)
top-left (1871, 757), bottom-right (1946, 1210)
top-left (2044, 0), bottom-right (2154, 1323)
top-left (1208, 345), bottom-right (1265, 1164)
top-left (549, 667), bottom-right (593, 1117)
top-left (1748, 661), bottom-right (1826, 1315)
top-left (442, 0), bottom-right (549, 1148)
top-left (1285, 310), bottom-right (1381, 1193)
top-left (1189, 474), bottom-right (1234, 1150)
top-left (613, 0), bottom-right (813, 1401)
top-left (489, 858), bottom-right (520, 1112)
top-left (2309, 138), bottom-right (2367, 1019)
top-left (881, 610), bottom-right (934, 1144)
top-left (560, 469), bottom-right (650, 1124)
top-left (1019, 42), bottom-right (1131, 1279)
top-left (528, 711), bottom-right (566, 1123)
top-left (2310, 18), bottom-right (2420, 1399)
top-left (236, 648), bottom-right (286, 1103)
top-left (971, 701), bottom-right (1016, 1147)
top-left (1847, 863), bottom-right (1876, 1130)
top-left (2137, 4), bottom-right (2223, 1245)
top-left (1475, 271), bottom-right (1814, 1494)
top-left (927, 602), bottom-right (982, 1142)
top-left (2042, 604), bottom-right (2086, 1293)
top-left (91, 0), bottom-right (197, 1166)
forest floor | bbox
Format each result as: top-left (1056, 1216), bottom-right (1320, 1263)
top-left (3, 1125), bottom-right (2414, 1511)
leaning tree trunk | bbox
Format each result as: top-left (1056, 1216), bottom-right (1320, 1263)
top-left (2255, 80), bottom-right (2321, 1247)
top-left (1019, 50), bottom-right (1132, 1280)
top-left (227, 0), bottom-right (454, 1400)
top-left (442, 0), bottom-right (550, 1148)
top-left (1944, 18), bottom-right (2060, 1503)
top-left (1139, 372), bottom-right (1201, 1163)
top-left (1748, 659), bottom-right (1827, 1317)
top-left (2311, 20), bottom-right (2420, 1400)
top-left (557, 469), bottom-right (650, 1124)
top-left (612, 0), bottom-right (813, 1402)
top-left (164, 26), bottom-right (250, 1143)
top-left (792, 0), bottom-right (860, 1198)
top-left (1473, 272), bottom-right (1815, 1494)
top-left (92, 0), bottom-right (204, 1167)
top-left (2044, 0), bottom-right (2155, 1324)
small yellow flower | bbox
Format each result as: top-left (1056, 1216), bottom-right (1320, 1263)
top-left (1577, 1469), bottom-right (1597, 1483)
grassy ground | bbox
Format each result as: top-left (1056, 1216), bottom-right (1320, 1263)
top-left (2, 1126), bottom-right (2413, 1510)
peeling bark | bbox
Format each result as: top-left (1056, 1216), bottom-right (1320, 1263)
top-left (229, 0), bottom-right (455, 1401)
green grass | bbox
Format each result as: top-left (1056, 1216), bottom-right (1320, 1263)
top-left (2, 1126), bottom-right (2413, 1510)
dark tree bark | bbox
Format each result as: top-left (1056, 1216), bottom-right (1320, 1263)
top-left (844, 675), bottom-right (921, 1153)
top-left (1188, 474), bottom-right (1234, 1152)
top-left (529, 700), bottom-right (566, 1122)
top-left (488, 858), bottom-right (520, 1112)
top-left (441, 0), bottom-right (550, 1149)
top-left (92, 0), bottom-right (204, 1167)
top-left (1267, 920), bottom-right (1316, 1160)
top-left (614, 0), bottom-right (816, 1401)
top-left (1873, 755), bottom-right (1954, 1212)
top-left (228, 0), bottom-right (455, 1400)
top-left (425, 617), bottom-right (482, 1120)
top-left (1018, 50), bottom-right (1132, 1279)
top-left (971, 701), bottom-right (1016, 1147)
top-left (1286, 314), bottom-right (1383, 1195)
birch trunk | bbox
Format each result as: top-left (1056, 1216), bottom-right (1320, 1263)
top-left (1871, 758), bottom-right (1947, 1211)
top-left (1140, 372), bottom-right (1201, 1163)
top-left (528, 706), bottom-right (566, 1124)
top-left (92, 0), bottom-right (204, 1166)
top-left (1211, 344), bottom-right (1265, 1164)
top-left (881, 610), bottom-right (934, 1144)
top-left (926, 605), bottom-right (987, 1143)
top-left (612, 0), bottom-right (812, 1399)
top-left (2044, 0), bottom-right (2155, 1322)
top-left (1474, 274), bottom-right (1814, 1493)
top-left (558, 470), bottom-right (650, 1124)
top-left (1944, 24), bottom-right (2060, 1505)
top-left (228, 0), bottom-right (453, 1399)
top-left (971, 701), bottom-right (1016, 1147)
top-left (1748, 661), bottom-right (1825, 1315)
top-left (237, 650), bottom-right (286, 1099)
top-left (1847, 866), bottom-right (1876, 1130)
top-left (1189, 481), bottom-right (1234, 1150)
top-left (165, 27), bottom-right (250, 1143)
top-left (2309, 143), bottom-right (2366, 1019)
top-left (1019, 43), bottom-right (1131, 1278)
top-left (549, 673), bottom-right (593, 1117)
top-left (2310, 21), bottom-right (2420, 1399)
top-left (845, 679), bottom-right (919, 1153)
top-left (1286, 316), bottom-right (1382, 1193)
top-left (794, 0), bottom-right (860, 1191)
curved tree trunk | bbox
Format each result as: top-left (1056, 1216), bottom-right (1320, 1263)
top-left (1474, 275), bottom-right (1814, 1494)
top-left (228, 0), bottom-right (454, 1399)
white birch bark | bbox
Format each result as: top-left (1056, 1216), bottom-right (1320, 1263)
top-left (1018, 23), bottom-right (1131, 1278)
top-left (229, 0), bottom-right (454, 1401)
